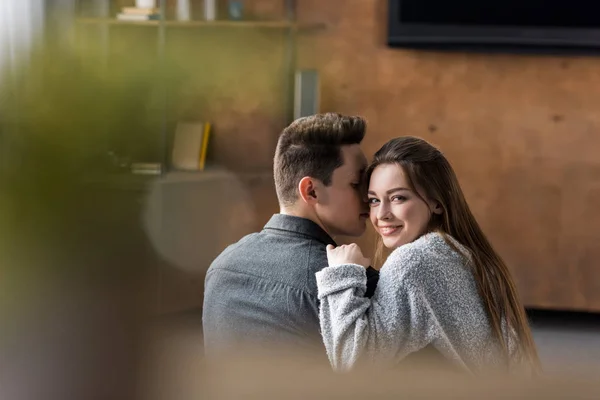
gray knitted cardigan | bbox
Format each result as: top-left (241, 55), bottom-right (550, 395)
top-left (316, 232), bottom-right (519, 373)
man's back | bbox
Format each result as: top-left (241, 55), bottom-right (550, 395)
top-left (202, 214), bottom-right (333, 355)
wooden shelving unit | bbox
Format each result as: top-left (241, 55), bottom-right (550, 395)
top-left (75, 9), bottom-right (325, 168)
top-left (75, 18), bottom-right (326, 31)
top-left (74, 1), bottom-right (325, 315)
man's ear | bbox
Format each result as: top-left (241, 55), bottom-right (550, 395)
top-left (298, 177), bottom-right (318, 205)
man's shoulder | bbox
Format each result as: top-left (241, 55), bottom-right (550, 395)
top-left (208, 231), bottom-right (261, 267)
top-left (206, 226), bottom-right (328, 292)
top-left (212, 226), bottom-right (327, 263)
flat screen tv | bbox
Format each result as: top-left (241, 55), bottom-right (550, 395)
top-left (388, 0), bottom-right (600, 53)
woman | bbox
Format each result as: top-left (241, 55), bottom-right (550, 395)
top-left (316, 136), bottom-right (540, 374)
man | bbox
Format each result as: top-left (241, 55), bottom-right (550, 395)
top-left (202, 113), bottom-right (378, 357)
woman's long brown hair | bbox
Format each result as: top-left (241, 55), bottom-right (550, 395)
top-left (367, 136), bottom-right (540, 371)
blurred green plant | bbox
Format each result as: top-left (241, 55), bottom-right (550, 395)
top-left (0, 22), bottom-right (287, 316)
top-left (0, 33), bottom-right (184, 319)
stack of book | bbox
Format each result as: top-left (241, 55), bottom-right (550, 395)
top-left (171, 122), bottom-right (212, 171)
top-left (116, 6), bottom-right (160, 21)
top-left (131, 162), bottom-right (163, 175)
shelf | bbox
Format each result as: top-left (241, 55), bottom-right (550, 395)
top-left (75, 18), bottom-right (326, 31)
top-left (83, 169), bottom-right (273, 191)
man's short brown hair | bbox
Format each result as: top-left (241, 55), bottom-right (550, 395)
top-left (273, 113), bottom-right (366, 207)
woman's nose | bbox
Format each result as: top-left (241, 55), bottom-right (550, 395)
top-left (377, 202), bottom-right (392, 220)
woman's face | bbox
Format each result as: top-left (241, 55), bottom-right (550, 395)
top-left (367, 163), bottom-right (436, 249)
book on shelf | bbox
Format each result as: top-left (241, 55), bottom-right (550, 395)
top-left (171, 122), bottom-right (212, 171)
top-left (117, 6), bottom-right (161, 21)
top-left (122, 7), bottom-right (159, 15)
top-left (131, 162), bottom-right (162, 175)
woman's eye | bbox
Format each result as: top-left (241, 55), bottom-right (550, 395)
top-left (367, 198), bottom-right (379, 205)
top-left (391, 195), bottom-right (406, 202)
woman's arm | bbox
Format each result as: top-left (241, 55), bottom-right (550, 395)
top-left (316, 249), bottom-right (435, 371)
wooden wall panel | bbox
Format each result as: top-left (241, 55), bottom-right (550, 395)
top-left (105, 1), bottom-right (600, 312)
top-left (296, 0), bottom-right (600, 311)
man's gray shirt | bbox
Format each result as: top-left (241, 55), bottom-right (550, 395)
top-left (202, 214), bottom-right (336, 355)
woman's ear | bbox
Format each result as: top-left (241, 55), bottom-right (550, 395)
top-left (430, 201), bottom-right (443, 215)
top-left (298, 176), bottom-right (318, 205)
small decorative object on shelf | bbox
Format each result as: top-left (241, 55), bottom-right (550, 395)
top-left (294, 69), bottom-right (320, 120)
top-left (117, 5), bottom-right (160, 21)
top-left (106, 151), bottom-right (132, 172)
top-left (228, 1), bottom-right (243, 20)
top-left (204, 0), bottom-right (216, 21)
top-left (177, 0), bottom-right (191, 21)
top-left (136, 0), bottom-right (156, 8)
top-left (131, 162), bottom-right (163, 175)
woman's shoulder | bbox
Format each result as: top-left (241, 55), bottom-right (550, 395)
top-left (385, 232), bottom-right (471, 283)
top-left (387, 231), bottom-right (463, 260)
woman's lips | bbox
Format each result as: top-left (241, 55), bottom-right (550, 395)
top-left (379, 225), bottom-right (401, 236)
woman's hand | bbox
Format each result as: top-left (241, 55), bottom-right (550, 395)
top-left (326, 243), bottom-right (371, 268)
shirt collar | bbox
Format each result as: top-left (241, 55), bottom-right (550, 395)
top-left (264, 214), bottom-right (336, 246)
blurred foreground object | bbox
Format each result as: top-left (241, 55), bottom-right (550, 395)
top-left (139, 331), bottom-right (600, 400)
top-left (0, 31), bottom-right (178, 400)
top-left (0, 0), bottom-right (44, 75)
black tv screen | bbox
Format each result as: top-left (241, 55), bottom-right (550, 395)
top-left (388, 0), bottom-right (600, 52)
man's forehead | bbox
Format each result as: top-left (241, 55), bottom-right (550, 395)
top-left (342, 144), bottom-right (365, 159)
top-left (339, 145), bottom-right (367, 175)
